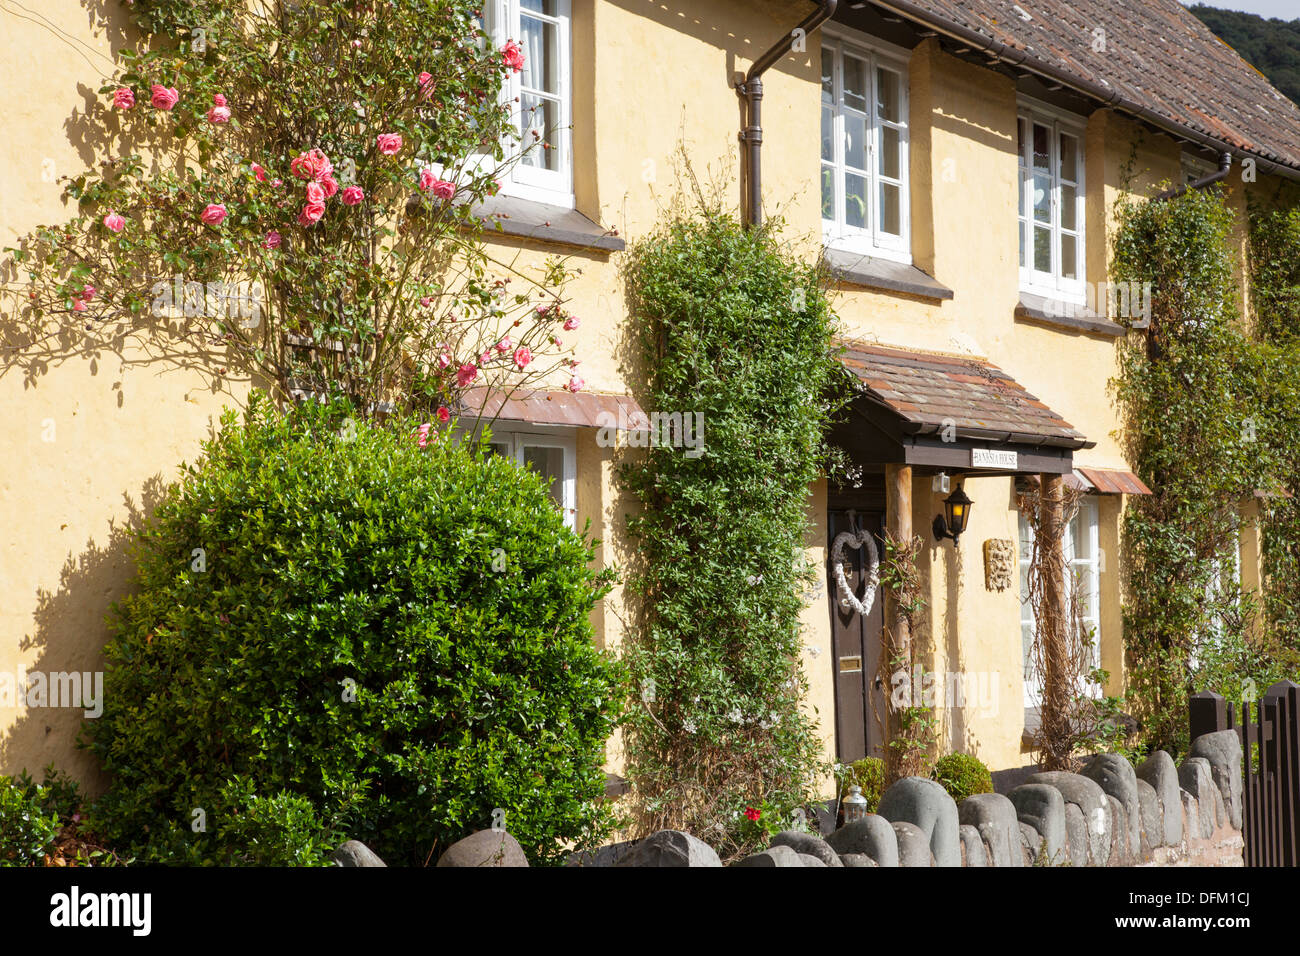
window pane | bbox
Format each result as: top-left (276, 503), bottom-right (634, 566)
top-left (821, 165), bottom-right (835, 222)
top-left (521, 0), bottom-right (557, 13)
top-left (1061, 183), bottom-right (1077, 231)
top-left (879, 181), bottom-right (901, 235)
top-left (845, 172), bottom-right (868, 229)
top-left (879, 125), bottom-right (901, 180)
top-left (1059, 132), bottom-right (1078, 182)
top-left (1022, 623), bottom-right (1036, 681)
top-left (1018, 117), bottom-right (1027, 162)
top-left (1032, 174), bottom-right (1051, 223)
top-left (520, 16), bottom-right (559, 96)
top-left (877, 67), bottom-right (900, 123)
top-left (523, 444), bottom-right (565, 510)
top-left (1034, 226), bottom-right (1051, 272)
top-left (821, 49), bottom-right (834, 104)
top-left (844, 110), bottom-right (867, 171)
top-left (1061, 233), bottom-right (1077, 279)
top-left (1019, 219), bottom-right (1026, 269)
top-left (821, 105), bottom-right (834, 162)
top-left (843, 55), bottom-right (868, 113)
top-left (489, 441), bottom-right (510, 458)
top-left (1033, 123), bottom-right (1050, 170)
top-left (519, 94), bottom-right (560, 170)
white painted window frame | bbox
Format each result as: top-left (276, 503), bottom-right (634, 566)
top-left (1018, 97), bottom-right (1086, 303)
top-left (466, 0), bottom-right (574, 208)
top-left (484, 425), bottom-right (578, 530)
top-left (820, 27), bottom-right (912, 263)
top-left (1019, 496), bottom-right (1102, 707)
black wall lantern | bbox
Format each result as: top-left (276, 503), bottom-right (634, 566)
top-left (932, 485), bottom-right (973, 545)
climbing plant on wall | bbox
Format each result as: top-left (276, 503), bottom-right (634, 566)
top-left (1111, 183), bottom-right (1291, 754)
top-left (618, 199), bottom-right (850, 858)
top-left (1248, 200), bottom-right (1300, 649)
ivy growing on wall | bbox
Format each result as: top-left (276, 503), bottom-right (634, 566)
top-left (1112, 182), bottom-right (1300, 754)
top-left (618, 202), bottom-right (849, 858)
top-left (1247, 201), bottom-right (1300, 647)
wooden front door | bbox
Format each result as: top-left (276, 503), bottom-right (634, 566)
top-left (827, 509), bottom-right (886, 764)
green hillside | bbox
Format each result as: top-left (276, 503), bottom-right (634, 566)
top-left (1189, 4), bottom-right (1300, 105)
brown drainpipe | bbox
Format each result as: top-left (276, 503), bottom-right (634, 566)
top-left (1153, 151), bottom-right (1233, 201)
top-left (736, 1), bottom-right (839, 227)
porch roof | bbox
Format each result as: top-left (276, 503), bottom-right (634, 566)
top-left (841, 342), bottom-right (1092, 446)
top-left (459, 386), bottom-right (643, 430)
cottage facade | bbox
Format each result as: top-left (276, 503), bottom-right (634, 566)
top-left (4, 0), bottom-right (1300, 788)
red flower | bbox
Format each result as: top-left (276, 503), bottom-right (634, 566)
top-left (744, 807), bottom-right (761, 822)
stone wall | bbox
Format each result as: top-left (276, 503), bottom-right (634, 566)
top-left (568, 730), bottom-right (1245, 867)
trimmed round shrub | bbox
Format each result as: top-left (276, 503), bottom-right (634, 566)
top-left (87, 396), bottom-right (623, 865)
top-left (931, 753), bottom-right (993, 802)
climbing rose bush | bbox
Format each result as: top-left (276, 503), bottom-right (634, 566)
top-left (6, 0), bottom-right (587, 416)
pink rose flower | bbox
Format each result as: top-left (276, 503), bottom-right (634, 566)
top-left (502, 40), bottom-right (525, 73)
top-left (263, 230), bottom-right (282, 249)
top-left (563, 315), bottom-right (581, 331)
top-left (298, 201), bottom-right (326, 226)
top-left (341, 186), bottom-right (364, 205)
top-left (272, 178), bottom-right (283, 188)
top-left (436, 351), bottom-right (451, 369)
top-left (320, 175), bottom-right (339, 198)
top-left (102, 211), bottom-right (126, 233)
top-left (81, 284), bottom-right (96, 302)
top-left (436, 406), bottom-right (451, 423)
top-left (251, 163), bottom-right (268, 182)
top-left (200, 203), bottom-right (227, 225)
top-left (149, 85), bottom-right (179, 110)
top-left (73, 298), bottom-right (87, 312)
top-left (495, 336), bottom-right (512, 353)
top-left (478, 349), bottom-right (492, 366)
top-left (112, 87), bottom-right (135, 110)
top-left (290, 148), bottom-right (332, 181)
top-left (376, 133), bottom-right (403, 155)
top-left (206, 93), bottom-right (231, 124)
top-left (431, 179), bottom-right (456, 201)
top-left (456, 363), bottom-right (479, 387)
top-left (416, 422), bottom-right (432, 448)
top-left (565, 375), bottom-right (585, 393)
top-left (418, 167), bottom-right (435, 191)
top-left (418, 72), bottom-right (435, 99)
top-left (305, 181), bottom-right (326, 204)
top-left (512, 346), bottom-right (533, 370)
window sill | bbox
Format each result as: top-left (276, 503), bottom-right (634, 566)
top-left (470, 194), bottom-right (624, 253)
top-left (1015, 293), bottom-right (1125, 338)
top-left (822, 248), bottom-right (953, 302)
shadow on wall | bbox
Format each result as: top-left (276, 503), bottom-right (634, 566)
top-left (0, 478), bottom-right (167, 794)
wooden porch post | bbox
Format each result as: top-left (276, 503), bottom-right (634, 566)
top-left (884, 463), bottom-right (912, 780)
top-left (1039, 472), bottom-right (1070, 769)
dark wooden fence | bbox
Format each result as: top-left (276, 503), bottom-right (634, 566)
top-left (1191, 681), bottom-right (1300, 867)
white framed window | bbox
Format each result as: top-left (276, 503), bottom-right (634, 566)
top-left (1019, 496), bottom-right (1101, 707)
top-left (1018, 101), bottom-right (1086, 301)
top-left (820, 31), bottom-right (910, 261)
top-left (482, 0), bottom-right (573, 207)
top-left (485, 426), bottom-right (577, 529)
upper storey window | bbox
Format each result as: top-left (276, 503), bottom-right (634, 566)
top-left (820, 32), bottom-right (910, 261)
top-left (1018, 101), bottom-right (1086, 300)
top-left (484, 0), bottom-right (573, 206)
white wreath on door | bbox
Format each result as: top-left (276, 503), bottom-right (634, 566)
top-left (831, 526), bottom-right (880, 617)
